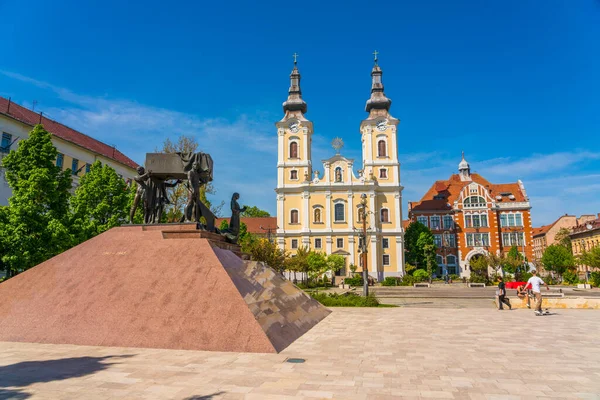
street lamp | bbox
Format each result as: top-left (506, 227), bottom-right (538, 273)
top-left (580, 239), bottom-right (589, 284)
top-left (359, 193), bottom-right (370, 297)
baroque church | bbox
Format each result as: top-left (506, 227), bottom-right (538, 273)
top-left (275, 57), bottom-right (405, 280)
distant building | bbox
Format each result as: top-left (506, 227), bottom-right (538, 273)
top-left (570, 214), bottom-right (600, 279)
top-left (408, 154), bottom-right (533, 278)
top-left (215, 217), bottom-right (277, 240)
top-left (275, 59), bottom-right (405, 280)
top-left (532, 214), bottom-right (596, 268)
top-left (0, 96), bottom-right (138, 205)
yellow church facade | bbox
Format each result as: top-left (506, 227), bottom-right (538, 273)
top-left (275, 58), bottom-right (405, 280)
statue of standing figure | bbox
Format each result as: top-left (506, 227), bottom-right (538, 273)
top-left (229, 192), bottom-right (247, 237)
top-left (130, 166), bottom-right (151, 223)
top-left (184, 161), bottom-right (203, 223)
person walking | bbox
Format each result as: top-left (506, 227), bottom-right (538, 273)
top-left (525, 270), bottom-right (549, 315)
top-left (497, 276), bottom-right (511, 310)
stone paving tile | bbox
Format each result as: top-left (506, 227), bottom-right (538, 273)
top-left (1, 308), bottom-right (600, 399)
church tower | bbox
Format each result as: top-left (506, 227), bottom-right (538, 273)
top-left (360, 53), bottom-right (400, 185)
top-left (276, 58), bottom-right (313, 188)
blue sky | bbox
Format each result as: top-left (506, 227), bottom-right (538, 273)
top-left (1, 0), bottom-right (599, 226)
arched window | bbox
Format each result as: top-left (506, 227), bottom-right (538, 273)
top-left (436, 255), bottom-right (443, 265)
top-left (289, 141), bottom-right (298, 158)
top-left (314, 208), bottom-right (321, 223)
top-left (290, 209), bottom-right (299, 224)
top-left (380, 208), bottom-right (389, 223)
top-left (447, 255), bottom-right (457, 265)
top-left (334, 203), bottom-right (345, 222)
top-left (463, 196), bottom-right (486, 208)
top-left (378, 140), bottom-right (387, 157)
top-left (334, 167), bottom-right (343, 182)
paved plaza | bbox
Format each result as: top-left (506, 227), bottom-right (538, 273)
top-left (1, 307), bottom-right (599, 400)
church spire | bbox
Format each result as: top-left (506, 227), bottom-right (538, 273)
top-left (282, 53), bottom-right (307, 115)
top-left (365, 51), bottom-right (392, 113)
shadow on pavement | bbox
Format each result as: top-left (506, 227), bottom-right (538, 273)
top-left (0, 354), bottom-right (135, 399)
top-left (183, 393), bottom-right (225, 400)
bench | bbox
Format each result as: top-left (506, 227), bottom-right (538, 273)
top-left (468, 283), bottom-right (486, 288)
top-left (542, 292), bottom-right (564, 298)
top-left (413, 283), bottom-right (431, 288)
top-left (577, 284), bottom-right (592, 289)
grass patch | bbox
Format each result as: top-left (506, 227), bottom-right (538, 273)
top-left (311, 292), bottom-right (382, 307)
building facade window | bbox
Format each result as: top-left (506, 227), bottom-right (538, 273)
top-left (1, 133), bottom-right (12, 153)
top-left (56, 153), bottom-right (64, 168)
top-left (289, 141), bottom-right (298, 158)
top-left (291, 239), bottom-right (298, 249)
top-left (290, 170), bottom-right (298, 180)
top-left (430, 216), bottom-right (441, 230)
top-left (466, 233), bottom-right (490, 247)
top-left (500, 213), bottom-right (523, 227)
top-left (382, 254), bottom-right (390, 266)
top-left (379, 168), bottom-right (387, 179)
top-left (314, 238), bottom-right (322, 249)
top-left (502, 232), bottom-right (524, 246)
top-left (433, 234), bottom-right (442, 247)
top-left (443, 215), bottom-right (454, 229)
top-left (85, 163), bottom-right (92, 173)
top-left (336, 238), bottom-right (343, 248)
top-left (377, 140), bottom-right (387, 157)
top-left (447, 234), bottom-right (456, 247)
top-left (313, 208), bottom-right (322, 223)
top-left (417, 216), bottom-right (428, 227)
top-left (447, 255), bottom-right (457, 265)
top-left (463, 196), bottom-right (486, 208)
top-left (290, 209), bottom-right (299, 224)
top-left (334, 203), bottom-right (345, 222)
top-left (436, 255), bottom-right (443, 264)
top-left (465, 214), bottom-right (488, 228)
top-left (71, 158), bottom-right (79, 175)
top-left (382, 238), bottom-right (389, 249)
top-left (380, 208), bottom-right (389, 223)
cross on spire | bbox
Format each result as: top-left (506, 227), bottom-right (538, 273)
top-left (293, 52), bottom-right (299, 65)
top-left (373, 50), bottom-right (379, 65)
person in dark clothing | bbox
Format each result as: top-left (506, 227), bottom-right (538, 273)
top-left (498, 276), bottom-right (512, 310)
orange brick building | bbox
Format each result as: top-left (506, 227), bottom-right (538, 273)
top-left (408, 154), bottom-right (533, 278)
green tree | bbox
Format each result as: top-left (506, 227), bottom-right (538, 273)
top-left (238, 222), bottom-right (258, 253)
top-left (247, 238), bottom-right (286, 273)
top-left (219, 220), bottom-right (229, 231)
top-left (0, 125), bottom-right (73, 276)
top-left (469, 256), bottom-right (489, 283)
top-left (541, 244), bottom-right (575, 280)
top-left (241, 206), bottom-right (270, 218)
top-left (307, 251), bottom-right (328, 282)
top-left (70, 161), bottom-right (129, 243)
top-left (404, 221), bottom-right (431, 269)
top-left (486, 252), bottom-right (504, 276)
top-left (554, 228), bottom-right (573, 252)
top-left (285, 246), bottom-right (310, 284)
top-left (416, 231), bottom-right (437, 278)
top-left (580, 246), bottom-right (600, 270)
top-left (503, 246), bottom-right (524, 275)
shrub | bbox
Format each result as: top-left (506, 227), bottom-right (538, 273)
top-left (382, 276), bottom-right (402, 286)
top-left (519, 272), bottom-right (532, 282)
top-left (469, 273), bottom-right (487, 283)
top-left (544, 275), bottom-right (559, 285)
top-left (590, 272), bottom-right (600, 288)
top-left (562, 270), bottom-right (579, 285)
top-left (401, 274), bottom-right (415, 286)
top-left (449, 274), bottom-right (460, 282)
top-left (344, 275), bottom-right (364, 286)
top-left (413, 269), bottom-right (429, 282)
top-left (311, 292), bottom-right (380, 307)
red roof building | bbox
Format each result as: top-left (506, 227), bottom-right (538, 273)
top-left (408, 154), bottom-right (533, 278)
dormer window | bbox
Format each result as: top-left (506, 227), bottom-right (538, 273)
top-left (463, 196), bottom-right (486, 208)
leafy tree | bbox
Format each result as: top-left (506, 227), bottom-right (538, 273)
top-left (0, 125), bottom-right (73, 276)
top-left (554, 228), bottom-right (573, 252)
top-left (241, 206), bottom-right (270, 218)
top-left (502, 246), bottom-right (524, 275)
top-left (327, 254), bottom-right (345, 277)
top-left (416, 231), bottom-right (437, 277)
top-left (580, 246), bottom-right (600, 271)
top-left (219, 220), bottom-right (229, 231)
top-left (70, 161), bottom-right (129, 243)
top-left (486, 253), bottom-right (504, 275)
top-left (541, 244), bottom-right (575, 279)
top-left (404, 221), bottom-right (431, 268)
top-left (469, 255), bottom-right (489, 283)
top-left (285, 246), bottom-right (310, 284)
top-left (238, 222), bottom-right (258, 253)
top-left (307, 251), bottom-right (328, 282)
top-left (247, 238), bottom-right (286, 273)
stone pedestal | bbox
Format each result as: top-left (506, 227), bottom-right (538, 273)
top-left (0, 224), bottom-right (330, 353)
